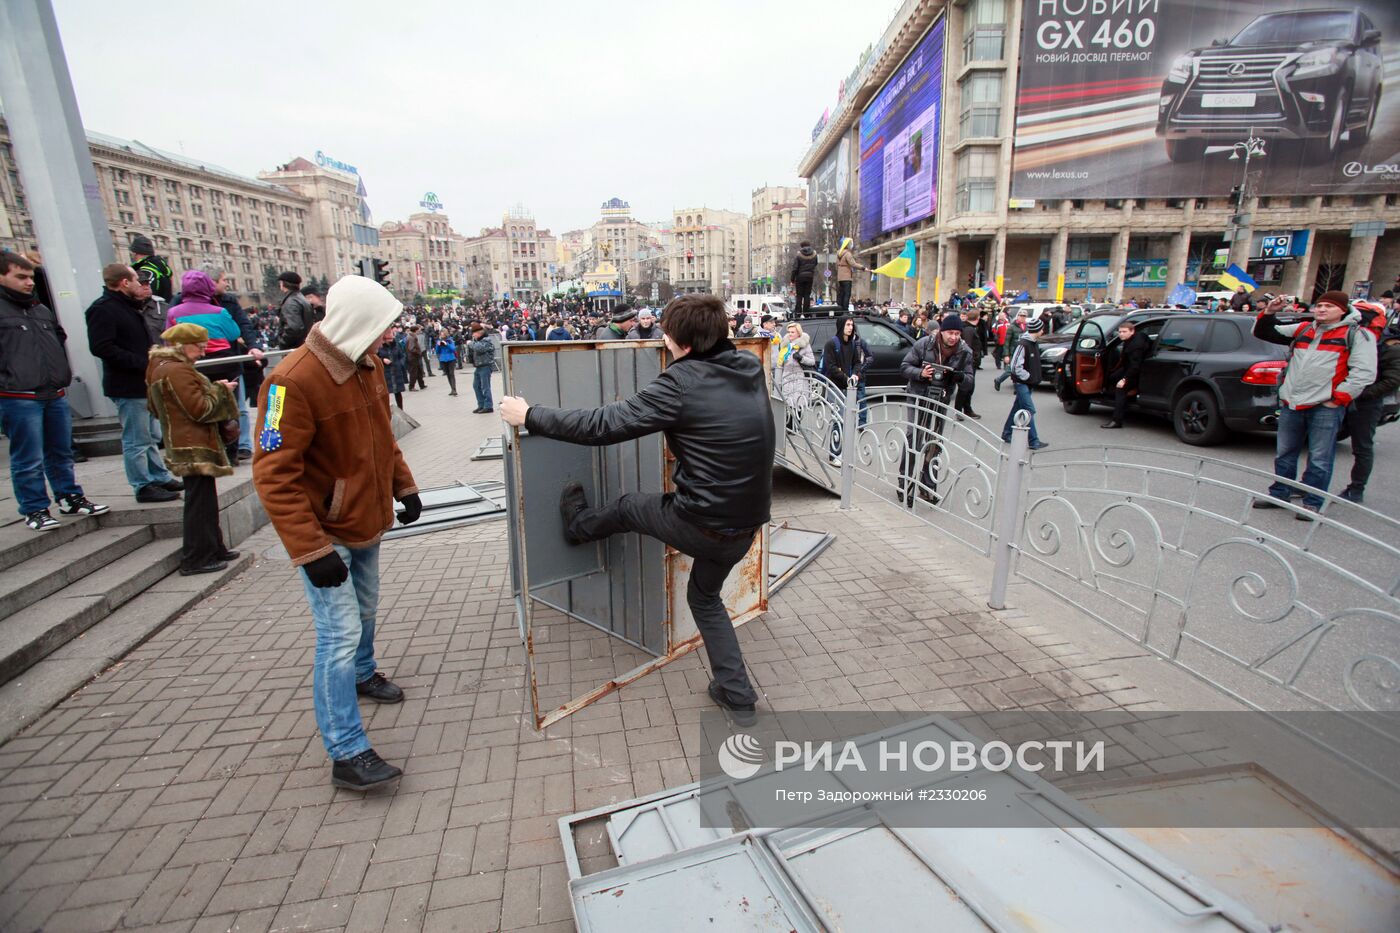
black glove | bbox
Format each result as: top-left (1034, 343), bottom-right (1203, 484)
top-left (397, 493), bottom-right (422, 525)
top-left (303, 552), bottom-right (348, 588)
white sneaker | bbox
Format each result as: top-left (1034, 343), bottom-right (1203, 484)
top-left (57, 495), bottom-right (109, 516)
top-left (25, 510), bottom-right (59, 531)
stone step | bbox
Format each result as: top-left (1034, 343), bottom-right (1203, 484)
top-left (0, 511), bottom-right (104, 574)
top-left (0, 551), bottom-right (253, 743)
top-left (0, 535), bottom-right (183, 686)
top-left (0, 525), bottom-right (152, 623)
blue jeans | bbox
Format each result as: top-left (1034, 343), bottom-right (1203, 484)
top-left (113, 397), bottom-right (175, 492)
top-left (1002, 382), bottom-right (1042, 447)
top-left (473, 365), bottom-right (493, 410)
top-left (301, 543), bottom-right (381, 760)
top-left (0, 395), bottom-right (82, 515)
top-left (1268, 404), bottom-right (1342, 508)
top-left (236, 374), bottom-right (252, 454)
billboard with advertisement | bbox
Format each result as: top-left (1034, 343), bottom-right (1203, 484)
top-left (1011, 1), bottom-right (1400, 198)
top-left (858, 19), bottom-right (946, 242)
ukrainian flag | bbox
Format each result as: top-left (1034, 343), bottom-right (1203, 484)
top-left (1216, 263), bottom-right (1258, 293)
top-left (873, 239), bottom-right (917, 279)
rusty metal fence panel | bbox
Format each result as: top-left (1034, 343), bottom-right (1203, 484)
top-left (505, 338), bottom-right (772, 730)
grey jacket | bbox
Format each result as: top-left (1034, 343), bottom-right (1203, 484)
top-left (278, 291), bottom-right (313, 349)
top-left (1256, 308), bottom-right (1378, 408)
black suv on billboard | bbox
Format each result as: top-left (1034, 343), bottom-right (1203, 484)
top-left (1157, 9), bottom-right (1384, 164)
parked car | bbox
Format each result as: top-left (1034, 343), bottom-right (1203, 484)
top-left (1056, 311), bottom-right (1291, 445)
top-left (1156, 9), bottom-right (1384, 164)
top-left (792, 308), bottom-right (916, 387)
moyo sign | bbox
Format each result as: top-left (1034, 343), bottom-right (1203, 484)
top-left (419, 192), bottom-right (445, 212)
top-left (314, 150), bottom-right (358, 176)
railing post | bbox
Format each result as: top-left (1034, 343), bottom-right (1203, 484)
top-left (989, 409), bottom-right (1031, 609)
top-left (839, 382), bottom-right (857, 510)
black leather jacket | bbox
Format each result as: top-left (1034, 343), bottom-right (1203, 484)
top-left (901, 335), bottom-right (975, 398)
top-left (525, 339), bottom-right (775, 530)
top-left (0, 287), bottom-right (72, 398)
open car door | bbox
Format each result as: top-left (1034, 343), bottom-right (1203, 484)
top-left (1071, 318), bottom-right (1110, 397)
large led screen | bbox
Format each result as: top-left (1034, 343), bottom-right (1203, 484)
top-left (1011, 0), bottom-right (1400, 198)
top-left (859, 19), bottom-right (946, 242)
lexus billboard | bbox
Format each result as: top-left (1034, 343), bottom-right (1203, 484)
top-left (1010, 1), bottom-right (1400, 198)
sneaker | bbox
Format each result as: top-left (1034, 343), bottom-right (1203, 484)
top-left (331, 749), bottom-right (402, 790)
top-left (1296, 504), bottom-right (1320, 522)
top-left (160, 479), bottom-right (186, 492)
top-left (472, 407), bottom-right (484, 413)
top-left (1029, 442), bottom-right (1050, 450)
top-left (1339, 487), bottom-right (1364, 504)
top-left (560, 482), bottom-right (588, 546)
top-left (355, 671), bottom-right (405, 704)
top-left (57, 495), bottom-right (109, 516)
top-left (1100, 421), bottom-right (1123, 429)
top-left (828, 455), bottom-right (842, 467)
top-left (1251, 495), bottom-right (1290, 510)
top-left (707, 681), bottom-right (757, 728)
top-left (136, 484), bottom-right (179, 503)
top-left (24, 510), bottom-right (59, 531)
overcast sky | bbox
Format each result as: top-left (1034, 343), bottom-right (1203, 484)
top-left (53, 0), bottom-right (897, 235)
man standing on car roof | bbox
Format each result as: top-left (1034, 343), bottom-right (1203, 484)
top-left (1251, 292), bottom-right (1376, 518)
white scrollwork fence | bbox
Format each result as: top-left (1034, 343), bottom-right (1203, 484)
top-left (774, 370), bottom-right (1400, 719)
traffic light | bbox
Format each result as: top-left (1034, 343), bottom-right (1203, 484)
top-left (358, 258), bottom-right (374, 278)
top-left (372, 259), bottom-right (390, 289)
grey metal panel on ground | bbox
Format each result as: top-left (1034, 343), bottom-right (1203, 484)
top-left (767, 526), bottom-right (834, 595)
top-left (381, 482), bottom-right (508, 541)
top-left (516, 435), bottom-right (604, 589)
top-left (471, 435), bottom-right (503, 460)
top-left (570, 834), bottom-right (821, 933)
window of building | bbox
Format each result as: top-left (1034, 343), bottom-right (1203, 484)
top-left (958, 72), bottom-right (1002, 139)
top-left (119, 211), bottom-right (135, 224)
top-left (167, 198), bottom-right (181, 213)
top-left (955, 149), bottom-right (997, 213)
top-left (963, 0), bottom-right (1006, 63)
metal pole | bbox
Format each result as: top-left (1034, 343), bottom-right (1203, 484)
top-left (0, 0), bottom-right (115, 418)
top-left (988, 409), bottom-right (1031, 609)
top-left (839, 381), bottom-right (857, 509)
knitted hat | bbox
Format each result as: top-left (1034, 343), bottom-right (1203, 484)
top-left (129, 234), bottom-right (155, 256)
top-left (939, 313), bottom-right (963, 332)
top-left (1315, 290), bottom-right (1350, 312)
top-left (1024, 317), bottom-right (1046, 334)
top-left (278, 271), bottom-right (302, 288)
top-left (161, 322), bottom-right (209, 345)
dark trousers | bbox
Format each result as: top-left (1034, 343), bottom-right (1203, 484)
top-left (441, 361), bottom-right (457, 394)
top-left (836, 280), bottom-right (853, 312)
top-left (1344, 396), bottom-right (1384, 492)
top-left (408, 356), bottom-right (426, 390)
top-left (955, 377), bottom-right (976, 415)
top-left (570, 492), bottom-right (758, 705)
top-left (1111, 385), bottom-right (1135, 424)
top-left (794, 279), bottom-right (814, 315)
top-left (182, 474), bottom-right (225, 570)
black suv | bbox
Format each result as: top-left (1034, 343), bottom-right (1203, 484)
top-left (791, 307), bottom-right (916, 387)
top-left (1056, 311), bottom-right (1289, 446)
top-left (1157, 9), bottom-right (1384, 164)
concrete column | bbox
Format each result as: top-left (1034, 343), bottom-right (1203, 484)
top-left (1344, 235), bottom-right (1378, 292)
top-left (1284, 227), bottom-right (1317, 299)
top-left (940, 238), bottom-right (959, 305)
top-left (916, 239), bottom-right (936, 305)
top-left (1107, 229), bottom-right (1130, 303)
top-left (1048, 228), bottom-right (1068, 302)
top-left (989, 230), bottom-right (1007, 294)
top-left (1166, 231), bottom-right (1190, 298)
top-left (0, 0), bottom-right (114, 418)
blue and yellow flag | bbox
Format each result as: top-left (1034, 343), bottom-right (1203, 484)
top-left (1216, 263), bottom-right (1258, 293)
top-left (873, 239), bottom-right (917, 279)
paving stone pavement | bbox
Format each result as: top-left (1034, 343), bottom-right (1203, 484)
top-left (0, 368), bottom-right (1195, 932)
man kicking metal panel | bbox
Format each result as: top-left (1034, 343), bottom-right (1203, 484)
top-left (499, 294), bottom-right (775, 726)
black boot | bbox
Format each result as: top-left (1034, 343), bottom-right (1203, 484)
top-left (707, 681), bottom-right (756, 728)
top-left (331, 749), bottom-right (402, 789)
top-left (356, 671), bottom-right (405, 704)
top-left (560, 482), bottom-right (587, 545)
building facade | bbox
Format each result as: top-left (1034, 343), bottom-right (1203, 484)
top-left (669, 207), bottom-right (749, 297)
top-left (799, 0), bottom-right (1400, 306)
top-left (458, 209), bottom-right (559, 302)
top-left (1, 119), bottom-right (316, 302)
top-left (749, 185), bottom-right (807, 293)
top-left (378, 212), bottom-right (466, 299)
top-left (258, 156), bottom-right (379, 284)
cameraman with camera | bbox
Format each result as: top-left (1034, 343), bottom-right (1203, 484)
top-left (898, 313), bottom-right (975, 505)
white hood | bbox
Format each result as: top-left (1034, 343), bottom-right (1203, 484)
top-left (319, 275), bottom-right (403, 362)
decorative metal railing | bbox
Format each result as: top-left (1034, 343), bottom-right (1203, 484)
top-left (773, 370), bottom-right (1400, 719)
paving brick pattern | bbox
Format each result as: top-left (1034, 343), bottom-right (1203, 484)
top-left (0, 371), bottom-right (1185, 931)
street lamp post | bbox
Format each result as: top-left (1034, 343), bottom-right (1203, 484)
top-left (1227, 130), bottom-right (1267, 266)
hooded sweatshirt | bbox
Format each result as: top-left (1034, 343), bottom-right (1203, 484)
top-left (319, 275), bottom-right (403, 363)
top-left (166, 271), bottom-right (242, 353)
